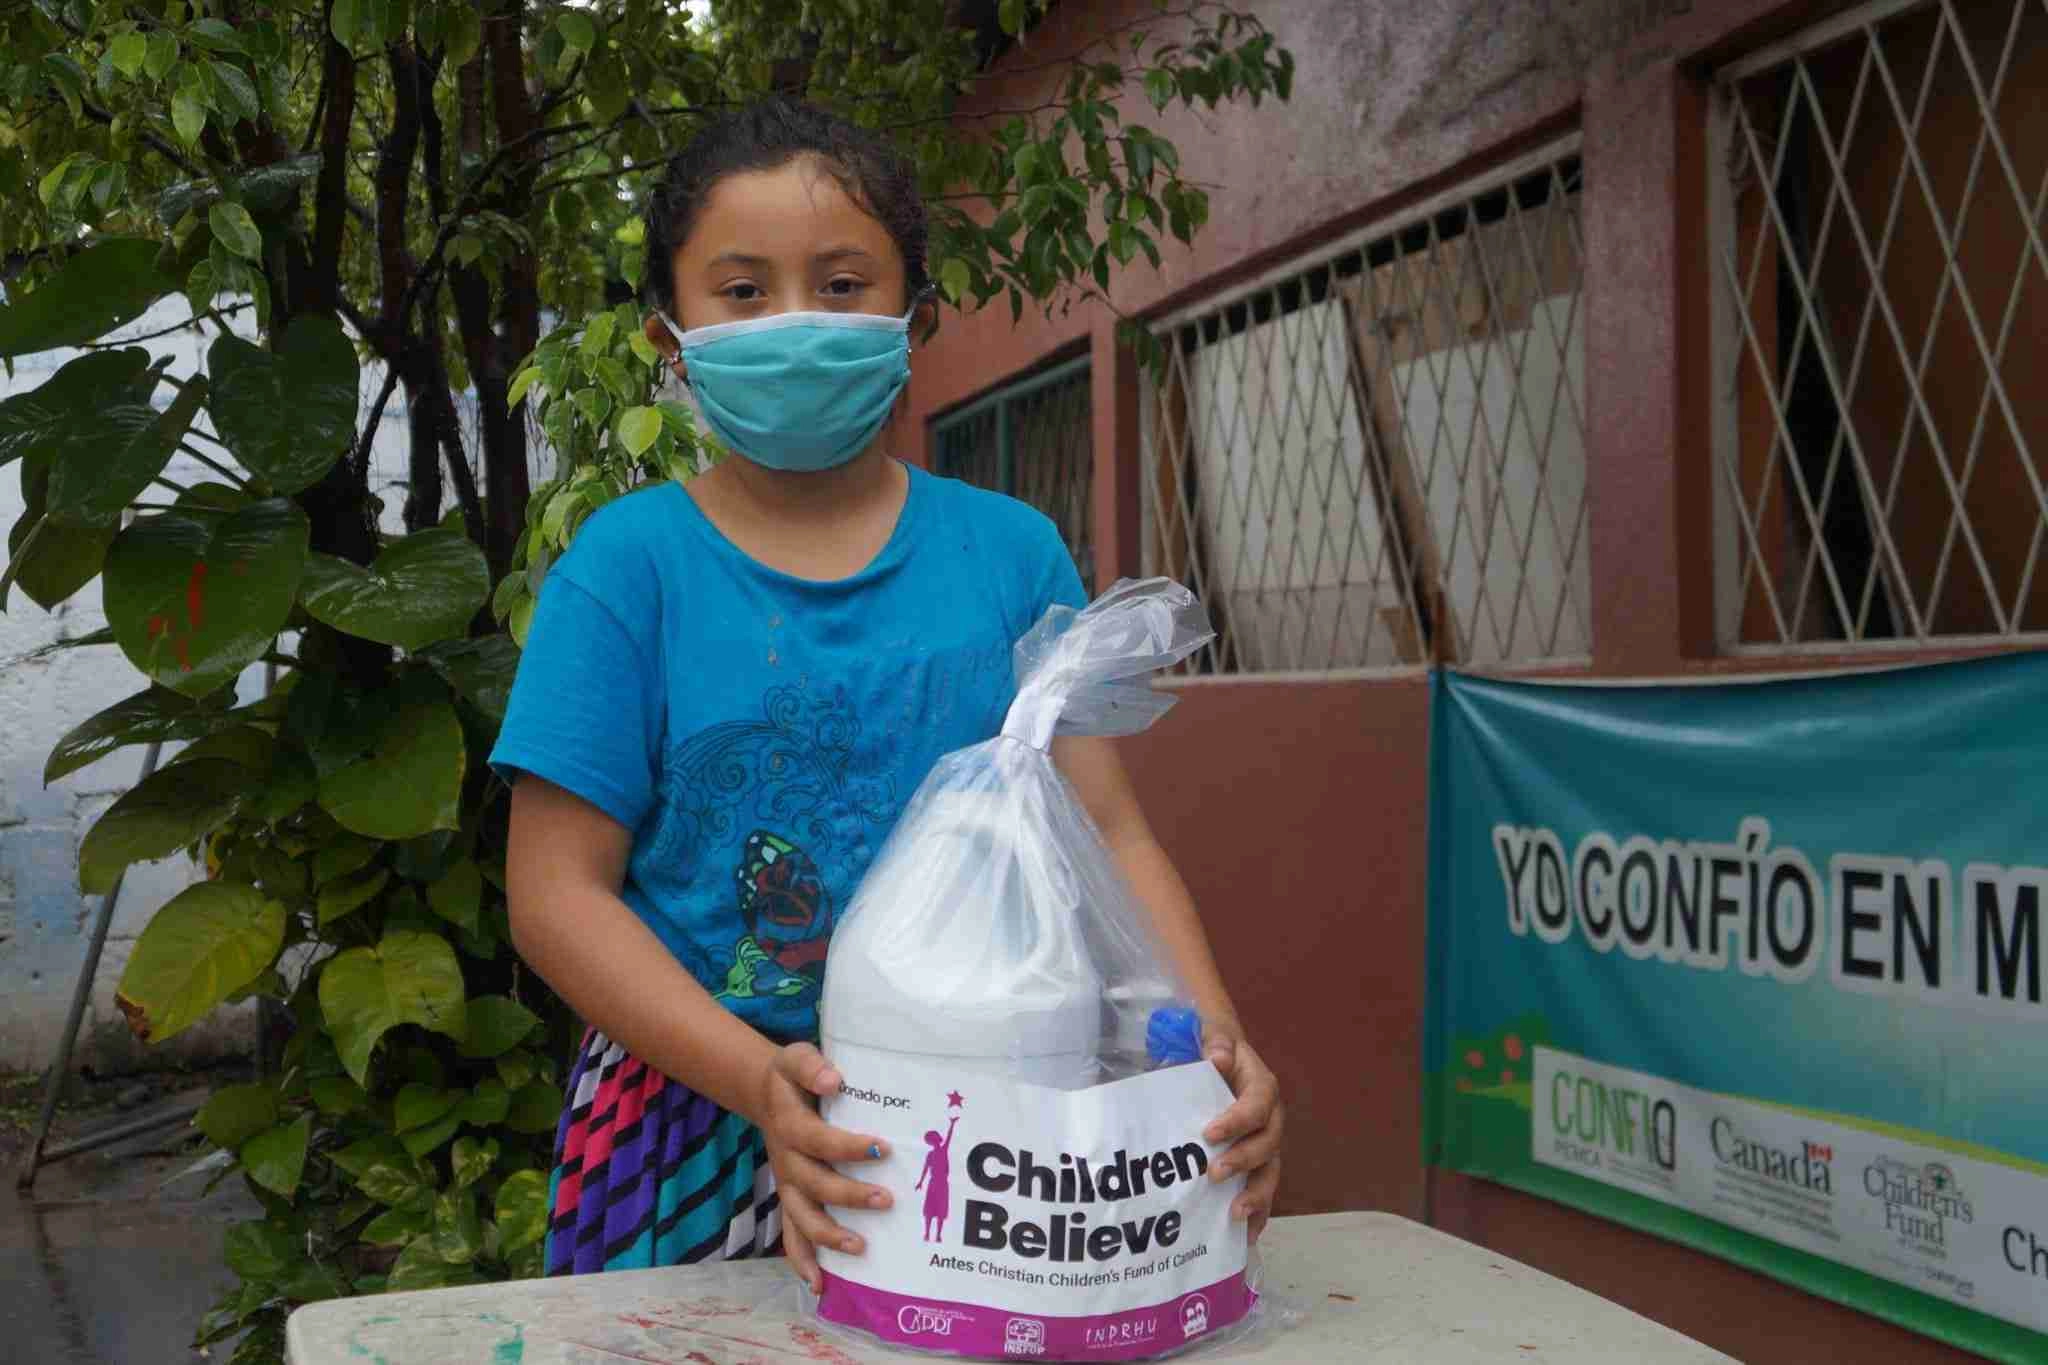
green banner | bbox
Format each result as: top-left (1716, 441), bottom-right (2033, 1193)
top-left (1424, 655), bottom-right (2048, 1362)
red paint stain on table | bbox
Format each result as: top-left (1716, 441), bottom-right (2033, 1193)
top-left (785, 1325), bottom-right (862, 1364)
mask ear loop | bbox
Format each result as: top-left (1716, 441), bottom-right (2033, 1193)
top-left (652, 312), bottom-right (690, 387)
top-left (907, 284), bottom-right (941, 347)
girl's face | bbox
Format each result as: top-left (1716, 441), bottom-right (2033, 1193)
top-left (649, 154), bottom-right (910, 346)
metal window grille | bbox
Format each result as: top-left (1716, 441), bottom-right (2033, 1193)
top-left (1140, 140), bottom-right (1589, 676)
top-left (1709, 0), bottom-right (2048, 650)
top-left (930, 355), bottom-right (1096, 591)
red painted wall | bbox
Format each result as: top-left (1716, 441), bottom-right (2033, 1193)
top-left (905, 1), bottom-right (2011, 1360)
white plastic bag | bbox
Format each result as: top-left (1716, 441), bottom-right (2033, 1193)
top-left (814, 579), bottom-right (1266, 1360)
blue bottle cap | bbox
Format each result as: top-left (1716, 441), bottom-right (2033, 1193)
top-left (1147, 1006), bottom-right (1204, 1068)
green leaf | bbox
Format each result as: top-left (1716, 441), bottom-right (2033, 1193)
top-left (111, 32), bottom-right (147, 77)
top-left (1143, 68), bottom-right (1175, 111)
top-left (0, 240), bottom-right (173, 359)
top-left (415, 636), bottom-right (518, 724)
top-left (361, 1202), bottom-right (430, 1245)
top-left (425, 859), bottom-right (482, 936)
top-left (443, 2), bottom-right (481, 65)
top-left (280, 1259), bottom-right (348, 1303)
top-left (223, 1221), bottom-right (297, 1284)
top-left (400, 1114), bottom-right (462, 1156)
top-left (44, 687), bottom-right (240, 784)
top-left (460, 995), bottom-right (537, 1060)
top-left (506, 366), bottom-right (541, 410)
top-left (430, 1189), bottom-right (483, 1262)
top-left (493, 1051), bottom-right (535, 1093)
top-left (318, 929), bottom-right (467, 1086)
top-left (113, 883), bottom-right (285, 1044)
top-left (504, 1079), bottom-right (562, 1134)
top-left (306, 1075), bottom-right (366, 1115)
top-left (241, 1114), bottom-right (310, 1197)
top-left (103, 499), bottom-right (309, 699)
top-left (939, 257), bottom-right (972, 304)
top-left (172, 88), bottom-right (207, 145)
top-left (451, 1136), bottom-right (499, 1189)
top-left (579, 310), bottom-right (615, 357)
top-left (144, 30), bottom-right (178, 80)
top-left (252, 748), bottom-right (316, 824)
top-left (208, 316), bottom-right (359, 494)
top-left (195, 1083), bottom-right (280, 1151)
top-left (317, 699), bottom-right (466, 840)
top-left (315, 867), bottom-right (389, 927)
top-left (387, 1238), bottom-right (483, 1292)
top-left (6, 487), bottom-right (115, 611)
top-left (205, 201), bottom-right (262, 266)
top-left (312, 835), bottom-right (381, 887)
top-left (331, 1136), bottom-right (428, 1206)
top-left (556, 11), bottom-right (595, 52)
top-left (206, 61), bottom-right (260, 124)
top-left (78, 758), bottom-right (245, 895)
top-left (45, 378), bottom-right (203, 528)
top-left (297, 527), bottom-right (489, 650)
top-left (0, 349), bottom-right (152, 472)
top-left (456, 1077), bottom-right (509, 1127)
top-left (330, 0), bottom-right (360, 47)
top-left (617, 405), bottom-right (660, 457)
top-left (188, 18), bottom-right (247, 52)
top-left (394, 1083), bottom-right (460, 1134)
top-left (493, 1169), bottom-right (548, 1253)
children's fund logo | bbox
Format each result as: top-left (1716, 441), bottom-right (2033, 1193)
top-left (1180, 1293), bottom-right (1212, 1339)
top-left (1865, 1155), bottom-right (1974, 1257)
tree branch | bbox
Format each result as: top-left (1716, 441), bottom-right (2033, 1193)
top-left (306, 20), bottom-right (358, 316)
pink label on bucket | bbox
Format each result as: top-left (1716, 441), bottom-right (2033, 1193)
top-left (818, 1270), bottom-right (1256, 1360)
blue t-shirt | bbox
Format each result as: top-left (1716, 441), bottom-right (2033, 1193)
top-left (490, 463), bottom-right (1087, 1043)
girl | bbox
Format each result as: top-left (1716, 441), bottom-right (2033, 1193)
top-left (495, 98), bottom-right (1281, 1294)
top-left (916, 1116), bottom-right (960, 1244)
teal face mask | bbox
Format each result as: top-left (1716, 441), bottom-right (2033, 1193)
top-left (658, 305), bottom-right (915, 472)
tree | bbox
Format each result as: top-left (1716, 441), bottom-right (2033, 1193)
top-left (0, 0), bottom-right (1292, 1356)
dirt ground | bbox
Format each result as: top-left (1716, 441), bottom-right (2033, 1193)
top-left (2, 1057), bottom-right (263, 1364)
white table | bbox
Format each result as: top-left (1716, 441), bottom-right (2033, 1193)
top-left (286, 1212), bottom-right (1732, 1363)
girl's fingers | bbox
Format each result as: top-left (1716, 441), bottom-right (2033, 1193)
top-left (1236, 1157), bottom-right (1281, 1242)
top-left (786, 1148), bottom-right (892, 1212)
top-left (1211, 1102), bottom-right (1285, 1182)
top-left (783, 1101), bottom-right (890, 1165)
top-left (775, 1042), bottom-right (843, 1098)
top-left (782, 1211), bottom-right (822, 1294)
top-left (1203, 1067), bottom-right (1279, 1145)
top-left (779, 1177), bottom-right (863, 1258)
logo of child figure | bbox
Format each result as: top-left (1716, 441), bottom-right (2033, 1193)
top-left (917, 1089), bottom-right (966, 1243)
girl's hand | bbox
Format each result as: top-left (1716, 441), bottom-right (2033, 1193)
top-left (758, 1042), bottom-right (893, 1293)
top-left (1201, 1029), bottom-right (1284, 1245)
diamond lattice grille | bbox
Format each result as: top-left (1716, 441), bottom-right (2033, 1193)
top-left (1141, 149), bottom-right (1589, 674)
top-left (1712, 0), bottom-right (2048, 647)
top-left (932, 360), bottom-right (1095, 591)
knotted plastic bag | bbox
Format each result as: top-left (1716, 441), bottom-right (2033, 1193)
top-left (813, 578), bottom-right (1269, 1360)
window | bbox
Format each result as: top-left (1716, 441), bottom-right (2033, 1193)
top-left (1710, 0), bottom-right (2048, 649)
top-left (930, 355), bottom-right (1095, 591)
top-left (1141, 140), bottom-right (1589, 676)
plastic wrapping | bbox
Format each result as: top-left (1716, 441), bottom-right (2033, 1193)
top-left (812, 579), bottom-right (1273, 1360)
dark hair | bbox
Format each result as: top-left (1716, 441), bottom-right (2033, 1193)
top-left (643, 98), bottom-right (933, 326)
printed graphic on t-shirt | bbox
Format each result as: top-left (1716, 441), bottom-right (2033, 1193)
top-left (652, 681), bottom-right (893, 1015)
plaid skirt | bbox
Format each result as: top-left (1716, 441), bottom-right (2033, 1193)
top-left (544, 1028), bottom-right (783, 1275)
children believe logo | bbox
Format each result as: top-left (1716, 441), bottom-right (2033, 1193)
top-left (916, 1086), bottom-right (1211, 1262)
